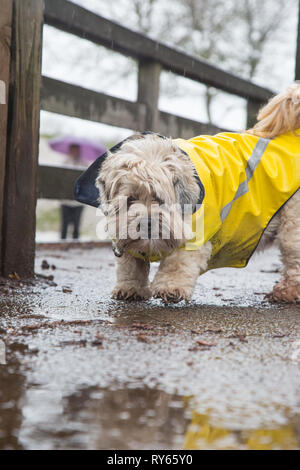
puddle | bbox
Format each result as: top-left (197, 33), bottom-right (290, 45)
top-left (1, 366), bottom-right (299, 450)
top-left (0, 246), bottom-right (300, 449)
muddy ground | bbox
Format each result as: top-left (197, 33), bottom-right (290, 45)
top-left (0, 245), bottom-right (300, 450)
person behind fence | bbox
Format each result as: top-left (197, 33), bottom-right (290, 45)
top-left (61, 144), bottom-right (84, 239)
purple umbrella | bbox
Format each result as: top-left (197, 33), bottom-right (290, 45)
top-left (49, 136), bottom-right (106, 162)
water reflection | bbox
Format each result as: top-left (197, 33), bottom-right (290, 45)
top-left (19, 386), bottom-right (188, 450)
top-left (74, 387), bottom-right (187, 450)
top-left (183, 409), bottom-right (300, 450)
top-left (0, 343), bottom-right (27, 450)
top-left (1, 370), bottom-right (300, 450)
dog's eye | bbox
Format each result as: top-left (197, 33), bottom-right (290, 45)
top-left (127, 196), bottom-right (136, 204)
top-left (155, 197), bottom-right (164, 205)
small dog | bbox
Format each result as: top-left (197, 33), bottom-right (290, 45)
top-left (96, 84), bottom-right (300, 304)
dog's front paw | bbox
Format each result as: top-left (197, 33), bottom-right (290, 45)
top-left (152, 285), bottom-right (192, 303)
top-left (266, 280), bottom-right (300, 304)
top-left (112, 284), bottom-right (151, 301)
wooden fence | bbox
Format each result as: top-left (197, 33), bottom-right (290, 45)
top-left (0, 0), bottom-right (280, 277)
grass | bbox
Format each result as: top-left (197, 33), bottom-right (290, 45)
top-left (36, 206), bottom-right (60, 232)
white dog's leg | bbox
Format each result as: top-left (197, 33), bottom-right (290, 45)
top-left (152, 243), bottom-right (212, 303)
top-left (112, 252), bottom-right (151, 301)
top-left (270, 190), bottom-right (300, 303)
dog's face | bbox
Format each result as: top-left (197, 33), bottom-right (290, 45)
top-left (96, 134), bottom-right (200, 259)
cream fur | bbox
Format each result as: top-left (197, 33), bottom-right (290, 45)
top-left (247, 83), bottom-right (300, 139)
top-left (97, 84), bottom-right (300, 304)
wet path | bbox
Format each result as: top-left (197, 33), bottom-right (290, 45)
top-left (0, 246), bottom-right (300, 449)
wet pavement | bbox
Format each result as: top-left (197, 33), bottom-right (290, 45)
top-left (0, 245), bottom-right (300, 450)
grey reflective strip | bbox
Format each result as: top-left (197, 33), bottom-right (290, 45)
top-left (220, 138), bottom-right (270, 222)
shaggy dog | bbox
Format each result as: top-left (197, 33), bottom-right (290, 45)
top-left (96, 84), bottom-right (300, 304)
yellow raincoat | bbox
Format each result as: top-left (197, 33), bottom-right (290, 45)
top-left (174, 130), bottom-right (300, 270)
top-left (75, 128), bottom-right (300, 269)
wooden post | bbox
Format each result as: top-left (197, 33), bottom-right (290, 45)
top-left (2, 0), bottom-right (44, 278)
top-left (246, 98), bottom-right (261, 129)
top-left (137, 59), bottom-right (161, 132)
top-left (296, 0), bottom-right (300, 79)
top-left (0, 0), bottom-right (12, 276)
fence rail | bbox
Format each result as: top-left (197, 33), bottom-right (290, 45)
top-left (38, 165), bottom-right (83, 200)
top-left (41, 76), bottom-right (226, 142)
top-left (44, 0), bottom-right (274, 102)
top-left (1, 0), bottom-right (278, 277)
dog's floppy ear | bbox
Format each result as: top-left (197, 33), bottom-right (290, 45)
top-left (174, 177), bottom-right (197, 210)
top-left (173, 147), bottom-right (205, 212)
top-left (174, 173), bottom-right (204, 213)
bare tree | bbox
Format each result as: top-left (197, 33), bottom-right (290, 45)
top-left (170, 0), bottom-right (295, 122)
top-left (233, 0), bottom-right (294, 79)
